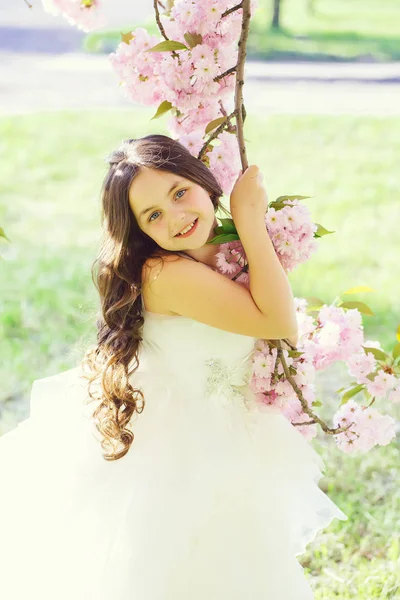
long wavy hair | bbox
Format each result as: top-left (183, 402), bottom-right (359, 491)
top-left (81, 134), bottom-right (231, 461)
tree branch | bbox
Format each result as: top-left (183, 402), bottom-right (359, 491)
top-left (222, 2), bottom-right (244, 18)
top-left (221, 0), bottom-right (351, 436)
top-left (234, 0), bottom-right (250, 171)
top-left (214, 66), bottom-right (237, 82)
top-left (153, 0), bottom-right (180, 60)
top-left (198, 110), bottom-right (238, 161)
top-left (218, 100), bottom-right (237, 133)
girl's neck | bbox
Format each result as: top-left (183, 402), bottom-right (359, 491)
top-left (179, 244), bottom-right (218, 269)
top-left (180, 215), bottom-right (219, 269)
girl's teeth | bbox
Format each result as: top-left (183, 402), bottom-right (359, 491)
top-left (178, 220), bottom-right (196, 235)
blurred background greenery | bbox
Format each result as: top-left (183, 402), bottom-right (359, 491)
top-left (2, 110), bottom-right (399, 413)
top-left (83, 0), bottom-right (400, 62)
top-left (1, 110), bottom-right (399, 599)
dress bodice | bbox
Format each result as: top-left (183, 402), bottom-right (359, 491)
top-left (140, 300), bottom-right (258, 392)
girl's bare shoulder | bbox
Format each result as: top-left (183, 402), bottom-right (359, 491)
top-left (142, 251), bottom-right (185, 287)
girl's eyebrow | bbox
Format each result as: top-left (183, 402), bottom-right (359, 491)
top-left (138, 180), bottom-right (182, 220)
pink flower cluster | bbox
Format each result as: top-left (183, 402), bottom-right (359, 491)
top-left (41, 0), bottom-right (105, 32)
top-left (264, 200), bottom-right (319, 272)
top-left (109, 0), bottom-right (259, 195)
top-left (248, 297), bottom-right (399, 453)
top-left (214, 208), bottom-right (398, 453)
top-left (215, 198), bottom-right (319, 278)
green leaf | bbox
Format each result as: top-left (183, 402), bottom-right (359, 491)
top-left (205, 233), bottom-right (240, 245)
top-left (312, 400), bottom-right (322, 407)
top-left (363, 388), bottom-right (372, 401)
top-left (363, 346), bottom-right (388, 362)
top-left (304, 296), bottom-right (325, 311)
top-left (120, 31), bottom-right (134, 45)
top-left (146, 40), bottom-right (188, 52)
top-left (0, 227), bottom-right (10, 242)
top-left (392, 342), bottom-right (400, 361)
top-left (268, 200), bottom-right (286, 211)
top-left (396, 324), bottom-right (400, 343)
top-left (314, 223), bottom-right (335, 237)
top-left (288, 350), bottom-right (305, 358)
top-left (340, 383), bottom-right (365, 405)
top-left (338, 301), bottom-right (375, 316)
top-left (205, 116), bottom-right (228, 134)
top-left (335, 387), bottom-right (347, 394)
top-left (269, 195), bottom-right (311, 212)
top-left (150, 100), bottom-right (172, 120)
top-left (183, 32), bottom-right (203, 48)
top-left (342, 285), bottom-right (376, 295)
top-left (269, 196), bottom-right (306, 210)
top-left (275, 195), bottom-right (311, 202)
top-left (366, 370), bottom-right (379, 381)
top-left (213, 226), bottom-right (225, 235)
top-left (218, 218), bottom-right (237, 234)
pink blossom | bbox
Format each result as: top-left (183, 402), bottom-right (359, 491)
top-left (109, 28), bottom-right (166, 107)
top-left (264, 201), bottom-right (319, 272)
top-left (215, 241), bottom-right (247, 279)
top-left (42, 0), bottom-right (104, 32)
top-left (252, 350), bottom-right (277, 379)
top-left (366, 370), bottom-right (398, 399)
top-left (178, 131), bottom-right (205, 156)
top-left (332, 399), bottom-right (397, 453)
top-left (317, 321), bottom-right (341, 347)
top-left (347, 351), bottom-right (377, 385)
top-left (388, 385), bottom-right (400, 404)
top-left (293, 361), bottom-right (316, 386)
top-left (208, 131), bottom-right (241, 194)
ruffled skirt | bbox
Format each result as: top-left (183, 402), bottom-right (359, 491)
top-left (0, 365), bottom-right (347, 599)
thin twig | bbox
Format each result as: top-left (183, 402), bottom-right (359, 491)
top-left (198, 4), bottom-right (250, 160)
top-left (23, 0), bottom-right (33, 7)
top-left (198, 110), bottom-right (237, 160)
top-left (153, 0), bottom-right (169, 41)
top-left (222, 2), bottom-right (244, 18)
top-left (153, 0), bottom-right (180, 61)
top-left (214, 66), bottom-right (237, 82)
top-left (233, 0), bottom-right (250, 171)
top-left (218, 100), bottom-right (237, 133)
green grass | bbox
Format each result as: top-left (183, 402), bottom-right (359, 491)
top-left (83, 0), bottom-right (400, 62)
top-left (1, 109), bottom-right (399, 597)
top-left (249, 0), bottom-right (400, 62)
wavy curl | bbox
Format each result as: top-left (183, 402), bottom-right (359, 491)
top-left (80, 134), bottom-right (231, 461)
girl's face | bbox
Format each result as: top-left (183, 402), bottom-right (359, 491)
top-left (128, 166), bottom-right (217, 251)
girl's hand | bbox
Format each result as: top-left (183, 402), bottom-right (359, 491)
top-left (230, 164), bottom-right (268, 227)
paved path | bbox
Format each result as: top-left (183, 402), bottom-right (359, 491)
top-left (1, 51), bottom-right (400, 116)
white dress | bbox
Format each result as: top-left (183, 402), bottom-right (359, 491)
top-left (0, 294), bottom-right (348, 600)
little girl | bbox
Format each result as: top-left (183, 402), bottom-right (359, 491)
top-left (0, 134), bottom-right (347, 600)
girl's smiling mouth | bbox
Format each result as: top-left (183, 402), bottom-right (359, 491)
top-left (175, 218), bottom-right (199, 238)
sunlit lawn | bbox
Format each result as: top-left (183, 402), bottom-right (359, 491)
top-left (249, 0), bottom-right (400, 61)
top-left (0, 109), bottom-right (399, 597)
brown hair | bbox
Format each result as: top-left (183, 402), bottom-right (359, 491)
top-left (81, 134), bottom-right (231, 461)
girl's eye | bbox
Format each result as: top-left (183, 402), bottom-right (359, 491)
top-left (148, 189), bottom-right (187, 222)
